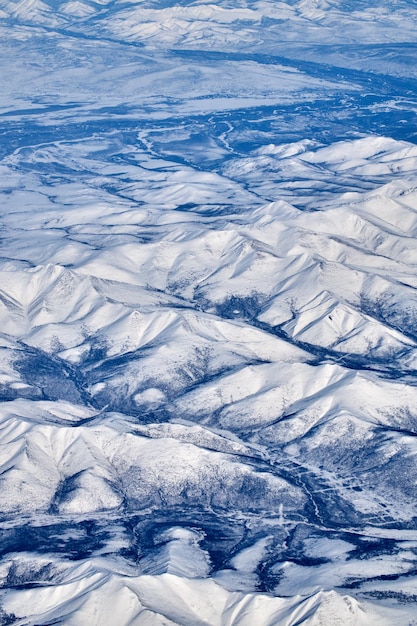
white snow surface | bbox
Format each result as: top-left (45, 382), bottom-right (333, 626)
top-left (0, 565), bottom-right (406, 626)
top-left (1, 0), bottom-right (417, 624)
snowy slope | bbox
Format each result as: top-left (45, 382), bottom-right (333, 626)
top-left (1, 0), bottom-right (417, 624)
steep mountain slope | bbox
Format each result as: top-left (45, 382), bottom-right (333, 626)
top-left (1, 0), bottom-right (417, 624)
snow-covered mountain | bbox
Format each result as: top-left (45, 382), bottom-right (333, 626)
top-left (1, 1), bottom-right (417, 624)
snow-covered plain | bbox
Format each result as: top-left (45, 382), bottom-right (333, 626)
top-left (1, 0), bottom-right (417, 624)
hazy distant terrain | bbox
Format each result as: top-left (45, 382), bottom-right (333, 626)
top-left (1, 1), bottom-right (417, 624)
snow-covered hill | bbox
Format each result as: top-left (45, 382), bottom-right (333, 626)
top-left (1, 0), bottom-right (417, 624)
